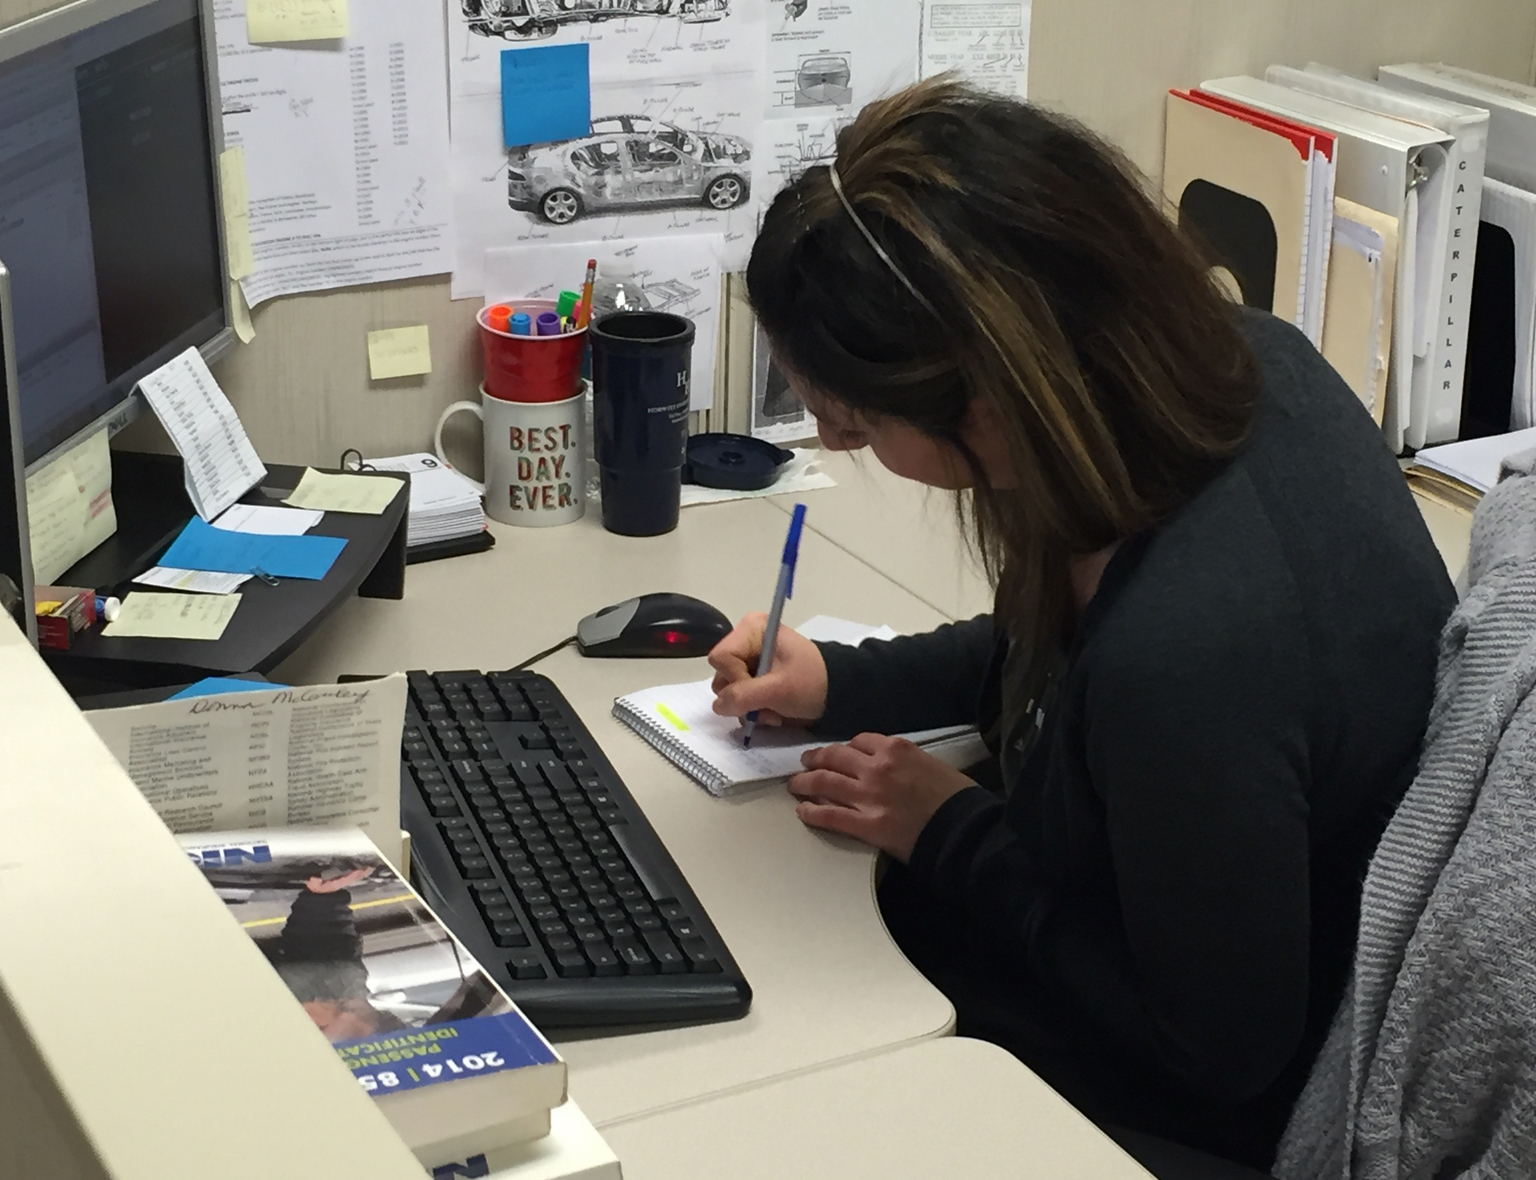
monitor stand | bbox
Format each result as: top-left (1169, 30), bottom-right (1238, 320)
top-left (47, 450), bottom-right (408, 695)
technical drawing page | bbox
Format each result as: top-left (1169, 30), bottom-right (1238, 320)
top-left (765, 0), bottom-right (920, 120)
top-left (753, 112), bottom-right (847, 210)
top-left (214, 0), bottom-right (453, 305)
top-left (451, 71), bottom-right (761, 294)
top-left (919, 0), bottom-right (1030, 98)
top-left (484, 235), bottom-right (724, 411)
top-left (447, 0), bottom-right (766, 96)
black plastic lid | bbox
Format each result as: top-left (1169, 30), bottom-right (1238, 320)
top-left (683, 433), bottom-right (794, 491)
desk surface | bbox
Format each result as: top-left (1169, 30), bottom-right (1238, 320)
top-left (275, 496), bottom-right (957, 1128)
top-left (604, 1038), bottom-right (1152, 1180)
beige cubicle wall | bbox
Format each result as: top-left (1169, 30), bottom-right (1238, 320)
top-left (9, 0), bottom-right (1536, 469)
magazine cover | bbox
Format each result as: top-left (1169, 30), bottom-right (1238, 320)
top-left (178, 828), bottom-right (563, 1115)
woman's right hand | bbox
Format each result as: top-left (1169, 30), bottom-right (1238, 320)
top-left (708, 613), bottom-right (828, 728)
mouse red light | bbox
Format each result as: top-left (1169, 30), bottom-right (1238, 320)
top-left (660, 630), bottom-right (689, 646)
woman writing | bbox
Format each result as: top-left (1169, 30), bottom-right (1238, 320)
top-left (709, 80), bottom-right (1455, 1168)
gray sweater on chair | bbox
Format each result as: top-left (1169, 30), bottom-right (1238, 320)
top-left (1275, 453), bottom-right (1536, 1178)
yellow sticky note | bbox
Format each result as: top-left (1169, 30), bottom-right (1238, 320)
top-left (230, 280), bottom-right (255, 343)
top-left (218, 147), bottom-right (254, 281)
top-left (284, 468), bottom-right (402, 515)
top-left (247, 0), bottom-right (348, 42)
top-left (104, 592), bottom-right (242, 641)
top-left (367, 325), bottom-right (432, 381)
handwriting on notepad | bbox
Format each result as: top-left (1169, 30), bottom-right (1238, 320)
top-left (283, 468), bottom-right (402, 515)
top-left (104, 592), bottom-right (243, 641)
top-left (246, 0), bottom-right (348, 43)
top-left (366, 325), bottom-right (432, 380)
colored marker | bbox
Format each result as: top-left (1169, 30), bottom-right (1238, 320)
top-left (535, 311), bottom-right (561, 336)
top-left (556, 289), bottom-right (579, 321)
top-left (510, 312), bottom-right (531, 336)
top-left (742, 503), bottom-right (808, 748)
top-left (486, 304), bottom-right (513, 332)
top-left (578, 258), bottom-right (597, 328)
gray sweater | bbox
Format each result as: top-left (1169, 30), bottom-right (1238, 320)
top-left (1275, 453), bottom-right (1536, 1178)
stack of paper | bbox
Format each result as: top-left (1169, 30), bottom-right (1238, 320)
top-left (1406, 426), bottom-right (1536, 512)
top-left (365, 453), bottom-right (485, 548)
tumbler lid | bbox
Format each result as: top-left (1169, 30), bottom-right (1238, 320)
top-left (683, 433), bottom-right (794, 491)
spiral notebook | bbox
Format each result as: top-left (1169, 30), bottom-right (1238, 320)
top-left (611, 617), bottom-right (982, 798)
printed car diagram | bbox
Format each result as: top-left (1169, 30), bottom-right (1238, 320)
top-left (461, 0), bottom-right (729, 40)
top-left (508, 115), bottom-right (752, 225)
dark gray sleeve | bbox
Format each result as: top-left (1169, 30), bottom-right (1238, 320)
top-left (810, 615), bottom-right (998, 739)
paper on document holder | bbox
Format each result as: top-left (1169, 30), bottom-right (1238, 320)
top-left (158, 517), bottom-right (347, 581)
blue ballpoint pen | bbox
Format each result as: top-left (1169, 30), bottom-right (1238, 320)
top-left (742, 503), bottom-right (808, 748)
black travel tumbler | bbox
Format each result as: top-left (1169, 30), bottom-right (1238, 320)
top-left (590, 311), bottom-right (696, 536)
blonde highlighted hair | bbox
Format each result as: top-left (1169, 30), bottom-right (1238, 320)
top-left (747, 78), bottom-right (1260, 691)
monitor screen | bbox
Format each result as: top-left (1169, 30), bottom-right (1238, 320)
top-left (0, 0), bottom-right (224, 469)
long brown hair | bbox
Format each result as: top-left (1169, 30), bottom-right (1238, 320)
top-left (747, 78), bottom-right (1261, 691)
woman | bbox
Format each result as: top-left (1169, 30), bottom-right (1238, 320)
top-left (708, 79), bottom-right (1455, 1168)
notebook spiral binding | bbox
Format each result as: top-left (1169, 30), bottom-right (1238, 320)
top-left (612, 699), bottom-right (732, 796)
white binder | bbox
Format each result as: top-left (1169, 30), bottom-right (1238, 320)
top-left (1378, 64), bottom-right (1536, 192)
top-left (1272, 65), bottom-right (1490, 447)
top-left (1201, 75), bottom-right (1454, 454)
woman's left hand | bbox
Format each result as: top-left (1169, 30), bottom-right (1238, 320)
top-left (790, 733), bottom-right (976, 862)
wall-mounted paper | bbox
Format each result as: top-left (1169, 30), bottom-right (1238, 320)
top-left (284, 468), bottom-right (403, 515)
top-left (920, 1), bottom-right (1031, 97)
top-left (229, 280), bottom-right (255, 344)
top-left (104, 592), bottom-right (243, 641)
top-left (247, 0), bottom-right (348, 43)
top-left (215, 0), bottom-right (451, 306)
top-left (501, 44), bottom-right (590, 148)
top-left (24, 429), bottom-right (117, 585)
top-left (218, 147), bottom-right (255, 280)
top-left (366, 325), bottom-right (432, 380)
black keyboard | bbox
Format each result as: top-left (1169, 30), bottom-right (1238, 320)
top-left (399, 668), bottom-right (752, 1029)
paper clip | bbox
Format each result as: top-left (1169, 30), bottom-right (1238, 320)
top-left (250, 566), bottom-right (280, 586)
top-left (339, 448), bottom-right (375, 472)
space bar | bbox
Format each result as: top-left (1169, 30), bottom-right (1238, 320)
top-left (609, 824), bottom-right (675, 903)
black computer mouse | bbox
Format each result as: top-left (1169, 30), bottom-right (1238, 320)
top-left (576, 592), bottom-right (733, 658)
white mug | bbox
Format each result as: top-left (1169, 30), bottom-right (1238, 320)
top-left (434, 385), bottom-right (585, 527)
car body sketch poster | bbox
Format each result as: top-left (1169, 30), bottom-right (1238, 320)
top-left (450, 72), bottom-right (761, 297)
top-left (766, 0), bottom-right (921, 119)
top-left (213, 0), bottom-right (453, 306)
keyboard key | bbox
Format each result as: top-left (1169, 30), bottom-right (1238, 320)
top-left (507, 951), bottom-right (546, 980)
top-left (634, 913), bottom-right (664, 931)
top-left (614, 938), bottom-right (655, 975)
top-left (528, 904), bottom-right (559, 922)
top-left (555, 950), bottom-right (590, 978)
top-left (537, 918), bottom-right (568, 936)
top-left (457, 856), bottom-right (492, 879)
top-left (521, 731), bottom-right (553, 750)
top-left (670, 919), bottom-right (702, 941)
top-left (428, 798), bottom-right (462, 817)
top-left (585, 944), bottom-right (623, 977)
top-left (643, 930), bottom-right (688, 974)
top-left (659, 902), bottom-right (689, 922)
top-left (492, 923), bottom-right (529, 948)
top-left (547, 934), bottom-right (578, 953)
top-left (484, 905), bottom-right (518, 924)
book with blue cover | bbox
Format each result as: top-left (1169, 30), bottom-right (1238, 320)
top-left (178, 826), bottom-right (567, 1169)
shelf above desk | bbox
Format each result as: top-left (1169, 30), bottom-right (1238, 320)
top-left (47, 452), bottom-right (408, 691)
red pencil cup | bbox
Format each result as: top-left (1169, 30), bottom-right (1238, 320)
top-left (477, 298), bottom-right (587, 403)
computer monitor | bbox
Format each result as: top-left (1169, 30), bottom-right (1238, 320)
top-left (0, 262), bottom-right (35, 645)
top-left (0, 0), bottom-right (232, 475)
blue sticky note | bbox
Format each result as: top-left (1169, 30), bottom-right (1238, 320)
top-left (159, 516), bottom-right (347, 581)
top-left (501, 44), bottom-right (590, 149)
top-left (169, 677), bottom-right (288, 701)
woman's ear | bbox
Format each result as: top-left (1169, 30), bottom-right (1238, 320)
top-left (958, 398), bottom-right (1018, 489)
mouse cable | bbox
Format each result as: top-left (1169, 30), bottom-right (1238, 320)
top-left (512, 634), bottom-right (578, 671)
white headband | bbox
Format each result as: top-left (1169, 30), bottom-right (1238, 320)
top-left (826, 164), bottom-right (938, 317)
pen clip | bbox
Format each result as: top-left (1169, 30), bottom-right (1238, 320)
top-left (250, 566), bottom-right (280, 586)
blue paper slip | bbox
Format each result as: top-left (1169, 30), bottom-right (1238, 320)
top-left (169, 677), bottom-right (288, 701)
top-left (159, 516), bottom-right (347, 581)
top-left (501, 44), bottom-right (590, 148)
